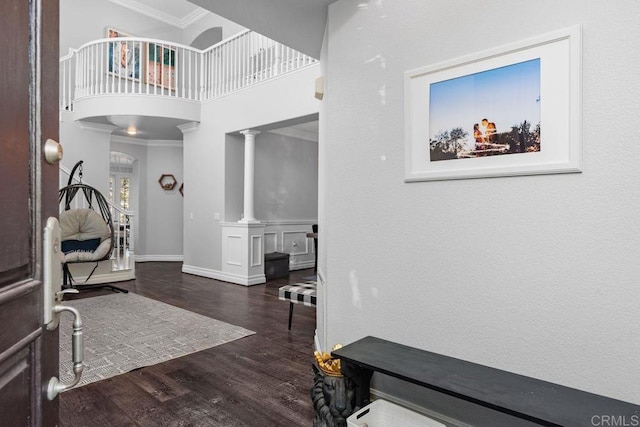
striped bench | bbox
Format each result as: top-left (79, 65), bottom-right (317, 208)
top-left (278, 281), bottom-right (317, 330)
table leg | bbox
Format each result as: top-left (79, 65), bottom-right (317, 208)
top-left (341, 361), bottom-right (373, 408)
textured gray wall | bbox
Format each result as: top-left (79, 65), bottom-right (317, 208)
top-left (324, 0), bottom-right (640, 406)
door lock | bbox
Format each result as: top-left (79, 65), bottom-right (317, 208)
top-left (43, 138), bottom-right (63, 164)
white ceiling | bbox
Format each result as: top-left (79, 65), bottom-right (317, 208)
top-left (108, 0), bottom-right (209, 29)
top-left (79, 115), bottom-right (190, 141)
top-left (107, 115), bottom-right (189, 140)
top-left (125, 0), bottom-right (201, 19)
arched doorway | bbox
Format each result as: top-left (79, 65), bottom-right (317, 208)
top-left (109, 151), bottom-right (138, 260)
top-left (190, 27), bottom-right (223, 49)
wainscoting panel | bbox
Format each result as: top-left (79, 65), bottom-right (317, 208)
top-left (283, 231), bottom-right (309, 256)
top-left (264, 220), bottom-right (316, 270)
top-left (226, 235), bottom-right (243, 266)
top-left (251, 235), bottom-right (263, 267)
top-left (219, 223), bottom-right (267, 285)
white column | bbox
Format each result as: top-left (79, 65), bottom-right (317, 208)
top-left (239, 129), bottom-right (260, 223)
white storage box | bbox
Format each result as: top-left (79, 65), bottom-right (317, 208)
top-left (347, 399), bottom-right (446, 427)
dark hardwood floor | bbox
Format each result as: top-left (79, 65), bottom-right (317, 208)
top-left (60, 262), bottom-right (317, 427)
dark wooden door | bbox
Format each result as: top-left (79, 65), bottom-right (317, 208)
top-left (0, 0), bottom-right (60, 425)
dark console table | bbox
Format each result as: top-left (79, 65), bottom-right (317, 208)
top-left (332, 336), bottom-right (639, 426)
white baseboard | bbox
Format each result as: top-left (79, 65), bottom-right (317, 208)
top-left (264, 219), bottom-right (317, 226)
top-left (136, 255), bottom-right (184, 262)
top-left (182, 264), bottom-right (266, 286)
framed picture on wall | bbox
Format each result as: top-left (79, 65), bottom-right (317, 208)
top-left (145, 42), bottom-right (176, 91)
top-left (107, 27), bottom-right (141, 81)
top-left (404, 25), bottom-right (582, 182)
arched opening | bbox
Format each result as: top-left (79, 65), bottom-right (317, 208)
top-left (190, 27), bottom-right (223, 49)
top-left (109, 151), bottom-right (138, 265)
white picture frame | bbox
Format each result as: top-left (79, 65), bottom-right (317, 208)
top-left (145, 42), bottom-right (176, 91)
top-left (404, 25), bottom-right (582, 182)
top-left (107, 27), bottom-right (141, 81)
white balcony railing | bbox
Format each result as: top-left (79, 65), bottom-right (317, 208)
top-left (60, 30), bottom-right (317, 111)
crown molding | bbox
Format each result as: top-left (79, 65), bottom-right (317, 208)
top-left (109, 0), bottom-right (209, 29)
top-left (111, 135), bottom-right (183, 147)
top-left (181, 8), bottom-right (210, 28)
top-left (146, 139), bottom-right (183, 148)
top-left (177, 121), bottom-right (200, 134)
top-left (267, 127), bottom-right (318, 143)
top-left (78, 122), bottom-right (118, 133)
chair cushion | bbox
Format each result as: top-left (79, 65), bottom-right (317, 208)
top-left (60, 208), bottom-right (110, 241)
top-left (60, 208), bottom-right (112, 262)
top-left (61, 238), bottom-right (101, 254)
top-left (279, 281), bottom-right (317, 307)
top-left (63, 238), bottom-right (112, 262)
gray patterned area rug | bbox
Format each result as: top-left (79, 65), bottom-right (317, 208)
top-left (59, 292), bottom-right (255, 389)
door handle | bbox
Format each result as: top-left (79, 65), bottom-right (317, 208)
top-left (47, 304), bottom-right (84, 400)
top-left (44, 217), bottom-right (84, 400)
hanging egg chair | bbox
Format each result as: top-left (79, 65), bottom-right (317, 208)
top-left (58, 160), bottom-right (128, 293)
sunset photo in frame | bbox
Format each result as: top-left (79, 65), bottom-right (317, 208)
top-left (404, 26), bottom-right (582, 182)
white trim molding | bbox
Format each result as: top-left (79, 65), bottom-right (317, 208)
top-left (221, 222), bottom-right (266, 286)
top-left (182, 264), bottom-right (266, 286)
top-left (263, 219), bottom-right (317, 226)
top-left (250, 235), bottom-right (263, 267)
top-left (135, 255), bottom-right (184, 262)
top-left (226, 235), bottom-right (243, 266)
top-left (111, 135), bottom-right (184, 147)
top-left (78, 121), bottom-right (118, 133)
top-left (177, 122), bottom-right (200, 134)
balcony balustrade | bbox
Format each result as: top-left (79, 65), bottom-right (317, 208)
top-left (60, 30), bottom-right (318, 112)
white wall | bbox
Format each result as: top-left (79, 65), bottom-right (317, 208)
top-left (254, 132), bottom-right (318, 221)
top-left (324, 0), bottom-right (640, 405)
top-left (183, 64), bottom-right (320, 274)
top-left (144, 143), bottom-right (184, 260)
top-left (59, 112), bottom-right (111, 197)
top-left (60, 0), bottom-right (182, 55)
top-left (110, 139), bottom-right (183, 259)
top-left (225, 131), bottom-right (318, 222)
top-left (224, 134), bottom-right (245, 221)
